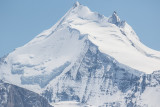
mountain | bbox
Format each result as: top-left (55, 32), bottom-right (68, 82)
top-left (0, 1), bottom-right (160, 107)
top-left (0, 80), bottom-right (52, 107)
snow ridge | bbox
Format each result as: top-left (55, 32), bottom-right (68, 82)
top-left (0, 1), bottom-right (160, 107)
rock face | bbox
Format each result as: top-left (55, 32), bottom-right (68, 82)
top-left (0, 80), bottom-right (52, 107)
top-left (108, 11), bottom-right (125, 27)
top-left (42, 41), bottom-right (160, 106)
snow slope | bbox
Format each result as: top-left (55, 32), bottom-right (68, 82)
top-left (63, 2), bottom-right (160, 73)
top-left (0, 1), bottom-right (160, 107)
top-left (4, 1), bottom-right (159, 75)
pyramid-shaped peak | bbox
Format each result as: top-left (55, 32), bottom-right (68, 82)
top-left (111, 11), bottom-right (121, 23)
top-left (108, 11), bottom-right (124, 27)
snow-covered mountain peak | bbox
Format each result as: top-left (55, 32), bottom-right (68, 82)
top-left (1, 2), bottom-right (160, 93)
top-left (1, 2), bottom-right (160, 106)
top-left (1, 2), bottom-right (160, 79)
top-left (68, 2), bottom-right (95, 20)
top-left (58, 1), bottom-right (106, 25)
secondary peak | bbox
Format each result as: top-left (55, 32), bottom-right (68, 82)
top-left (111, 11), bottom-right (121, 24)
top-left (108, 11), bottom-right (126, 27)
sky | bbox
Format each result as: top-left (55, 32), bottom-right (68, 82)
top-left (0, 0), bottom-right (160, 57)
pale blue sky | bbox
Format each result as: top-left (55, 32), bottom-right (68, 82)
top-left (0, 0), bottom-right (160, 57)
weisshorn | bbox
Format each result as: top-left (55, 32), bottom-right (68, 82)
top-left (0, 2), bottom-right (160, 107)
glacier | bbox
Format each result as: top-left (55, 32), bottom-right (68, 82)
top-left (0, 1), bottom-right (160, 107)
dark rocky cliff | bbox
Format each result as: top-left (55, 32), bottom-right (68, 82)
top-left (0, 80), bottom-right (52, 107)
